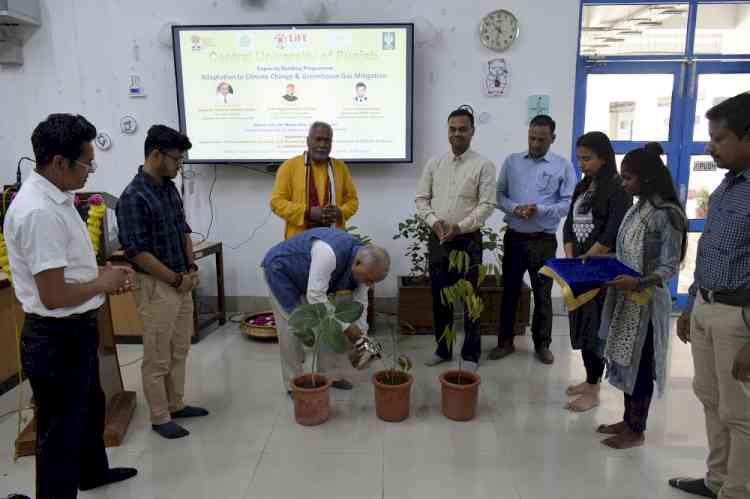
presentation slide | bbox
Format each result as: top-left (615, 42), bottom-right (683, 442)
top-left (172, 24), bottom-right (414, 163)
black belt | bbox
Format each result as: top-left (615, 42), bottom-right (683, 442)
top-left (27, 307), bottom-right (100, 321)
top-left (507, 229), bottom-right (555, 241)
top-left (700, 288), bottom-right (750, 308)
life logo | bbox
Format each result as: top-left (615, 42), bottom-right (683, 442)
top-left (274, 31), bottom-right (309, 50)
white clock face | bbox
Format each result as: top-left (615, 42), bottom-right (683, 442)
top-left (480, 9), bottom-right (519, 52)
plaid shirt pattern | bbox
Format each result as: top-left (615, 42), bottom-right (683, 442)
top-left (688, 167), bottom-right (750, 309)
top-left (117, 167), bottom-right (191, 273)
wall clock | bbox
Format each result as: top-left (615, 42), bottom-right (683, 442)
top-left (479, 9), bottom-right (519, 52)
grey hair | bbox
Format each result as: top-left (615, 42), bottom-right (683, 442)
top-left (308, 121), bottom-right (333, 136)
top-left (356, 245), bottom-right (390, 277)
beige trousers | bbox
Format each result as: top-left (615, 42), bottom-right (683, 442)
top-left (135, 273), bottom-right (195, 425)
top-left (691, 294), bottom-right (750, 499)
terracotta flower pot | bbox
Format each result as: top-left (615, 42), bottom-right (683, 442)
top-left (291, 374), bottom-right (332, 426)
top-left (439, 370), bottom-right (481, 421)
top-left (372, 370), bottom-right (414, 422)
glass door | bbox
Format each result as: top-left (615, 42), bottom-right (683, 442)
top-left (674, 63), bottom-right (750, 306)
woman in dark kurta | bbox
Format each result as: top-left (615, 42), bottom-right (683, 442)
top-left (562, 132), bottom-right (632, 412)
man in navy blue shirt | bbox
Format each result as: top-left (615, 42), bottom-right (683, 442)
top-left (670, 92), bottom-right (750, 499)
top-left (117, 125), bottom-right (208, 440)
top-left (491, 115), bottom-right (576, 365)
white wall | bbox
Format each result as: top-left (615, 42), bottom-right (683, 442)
top-left (0, 0), bottom-right (581, 303)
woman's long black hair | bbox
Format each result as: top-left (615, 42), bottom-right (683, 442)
top-left (572, 131), bottom-right (620, 212)
top-left (621, 147), bottom-right (688, 261)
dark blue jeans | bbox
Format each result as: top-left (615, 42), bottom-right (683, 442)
top-left (428, 231), bottom-right (482, 363)
top-left (21, 311), bottom-right (109, 499)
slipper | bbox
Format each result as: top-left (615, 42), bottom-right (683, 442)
top-left (668, 478), bottom-right (716, 498)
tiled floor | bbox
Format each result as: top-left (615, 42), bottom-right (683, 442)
top-left (0, 315), bottom-right (708, 499)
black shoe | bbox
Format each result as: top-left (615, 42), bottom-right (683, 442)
top-left (4, 494), bottom-right (31, 499)
top-left (79, 467), bottom-right (138, 491)
top-left (535, 347), bottom-right (555, 365)
top-left (152, 421), bottom-right (190, 439)
top-left (668, 478), bottom-right (717, 498)
top-left (170, 405), bottom-right (209, 419)
top-left (331, 379), bottom-right (353, 390)
top-left (488, 343), bottom-right (515, 360)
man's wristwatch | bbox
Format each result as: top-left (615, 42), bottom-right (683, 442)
top-left (171, 273), bottom-right (184, 289)
top-left (188, 263), bottom-right (199, 272)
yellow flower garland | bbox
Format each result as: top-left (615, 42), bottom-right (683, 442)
top-left (0, 198), bottom-right (106, 283)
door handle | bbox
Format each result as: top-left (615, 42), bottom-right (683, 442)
top-left (678, 62), bottom-right (687, 98)
top-left (688, 62), bottom-right (698, 99)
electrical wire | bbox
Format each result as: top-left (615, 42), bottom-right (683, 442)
top-left (16, 156), bottom-right (35, 185)
top-left (227, 209), bottom-right (273, 250)
top-left (203, 165), bottom-right (218, 243)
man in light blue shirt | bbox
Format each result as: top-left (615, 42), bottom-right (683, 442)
top-left (490, 115), bottom-right (576, 364)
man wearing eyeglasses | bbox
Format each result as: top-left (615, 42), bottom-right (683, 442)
top-left (3, 114), bottom-right (137, 498)
top-left (116, 125), bottom-right (208, 440)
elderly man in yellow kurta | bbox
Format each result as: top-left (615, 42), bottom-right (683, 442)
top-left (271, 121), bottom-right (359, 239)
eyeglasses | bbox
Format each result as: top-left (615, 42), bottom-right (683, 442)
top-left (161, 150), bottom-right (185, 165)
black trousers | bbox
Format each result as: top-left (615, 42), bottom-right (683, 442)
top-left (20, 311), bottom-right (109, 499)
top-left (623, 323), bottom-right (655, 433)
top-left (428, 231), bottom-right (482, 363)
top-left (499, 230), bottom-right (557, 349)
top-left (582, 349), bottom-right (605, 385)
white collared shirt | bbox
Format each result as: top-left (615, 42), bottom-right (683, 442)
top-left (3, 171), bottom-right (103, 317)
top-left (307, 240), bottom-right (369, 334)
top-left (415, 149), bottom-right (497, 233)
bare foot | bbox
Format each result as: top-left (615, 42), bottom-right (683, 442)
top-left (601, 428), bottom-right (644, 449)
top-left (565, 390), bottom-right (600, 412)
top-left (566, 381), bottom-right (588, 396)
top-left (596, 421), bottom-right (628, 435)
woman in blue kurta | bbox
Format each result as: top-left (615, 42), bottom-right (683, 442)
top-left (597, 144), bottom-right (687, 449)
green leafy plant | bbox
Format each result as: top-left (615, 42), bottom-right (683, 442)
top-left (696, 188), bottom-right (710, 209)
top-left (289, 300), bottom-right (363, 387)
top-left (344, 225), bottom-right (372, 245)
top-left (392, 214), bottom-right (506, 284)
top-left (377, 324), bottom-right (413, 385)
top-left (392, 214), bottom-right (432, 281)
top-left (438, 249), bottom-right (487, 382)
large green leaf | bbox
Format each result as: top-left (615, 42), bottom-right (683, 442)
top-left (289, 302), bottom-right (327, 331)
top-left (293, 328), bottom-right (316, 348)
top-left (319, 316), bottom-right (348, 353)
top-left (334, 300), bottom-right (364, 323)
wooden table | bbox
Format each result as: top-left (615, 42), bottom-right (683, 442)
top-left (191, 241), bottom-right (227, 342)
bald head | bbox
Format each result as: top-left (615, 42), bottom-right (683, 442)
top-left (307, 121), bottom-right (333, 163)
top-left (352, 245), bottom-right (390, 286)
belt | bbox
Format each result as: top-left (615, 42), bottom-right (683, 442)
top-left (27, 307), bottom-right (100, 321)
top-left (507, 229), bottom-right (555, 241)
top-left (700, 288), bottom-right (750, 308)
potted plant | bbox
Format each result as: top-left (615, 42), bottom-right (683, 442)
top-left (695, 188), bottom-right (710, 218)
top-left (436, 249), bottom-right (483, 421)
top-left (393, 214), bottom-right (530, 334)
top-left (288, 300), bottom-right (363, 426)
top-left (372, 326), bottom-right (414, 422)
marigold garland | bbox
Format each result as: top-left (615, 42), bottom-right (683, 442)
top-left (0, 193), bottom-right (106, 282)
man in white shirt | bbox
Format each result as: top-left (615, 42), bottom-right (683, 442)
top-left (261, 228), bottom-right (389, 393)
top-left (415, 106), bottom-right (497, 370)
top-left (3, 114), bottom-right (137, 498)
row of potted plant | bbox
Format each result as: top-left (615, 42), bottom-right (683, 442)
top-left (288, 247), bottom-right (489, 426)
